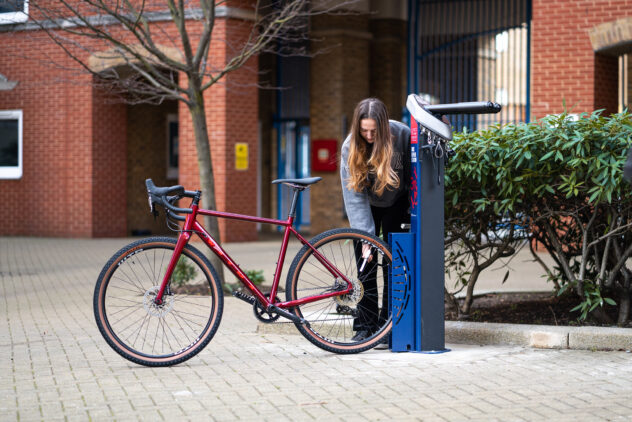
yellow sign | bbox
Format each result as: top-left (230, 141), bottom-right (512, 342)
top-left (235, 143), bottom-right (248, 170)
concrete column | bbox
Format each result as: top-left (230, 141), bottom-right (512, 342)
top-left (309, 11), bottom-right (371, 234)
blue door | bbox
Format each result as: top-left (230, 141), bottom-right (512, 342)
top-left (277, 120), bottom-right (310, 230)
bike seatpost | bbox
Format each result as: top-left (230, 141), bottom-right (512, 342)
top-left (287, 187), bottom-right (303, 219)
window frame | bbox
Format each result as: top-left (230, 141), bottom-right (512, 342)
top-left (0, 0), bottom-right (29, 25)
top-left (0, 109), bottom-right (23, 180)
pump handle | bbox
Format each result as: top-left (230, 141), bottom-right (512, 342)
top-left (425, 101), bottom-right (501, 115)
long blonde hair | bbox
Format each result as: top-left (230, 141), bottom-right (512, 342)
top-left (346, 98), bottom-right (399, 196)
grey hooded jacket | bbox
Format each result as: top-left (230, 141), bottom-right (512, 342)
top-left (340, 120), bottom-right (411, 235)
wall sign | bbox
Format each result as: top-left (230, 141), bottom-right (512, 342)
top-left (311, 139), bottom-right (337, 172)
top-left (235, 143), bottom-right (248, 170)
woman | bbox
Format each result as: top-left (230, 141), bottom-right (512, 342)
top-left (340, 98), bottom-right (411, 341)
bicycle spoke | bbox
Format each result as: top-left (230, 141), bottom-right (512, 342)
top-left (167, 309), bottom-right (196, 346)
top-left (111, 269), bottom-right (146, 295)
top-left (96, 239), bottom-right (223, 364)
top-left (287, 229), bottom-right (392, 353)
top-left (172, 296), bottom-right (212, 308)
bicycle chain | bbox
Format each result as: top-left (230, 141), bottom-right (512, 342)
top-left (269, 316), bottom-right (355, 325)
top-left (266, 287), bottom-right (355, 325)
top-left (255, 284), bottom-right (353, 324)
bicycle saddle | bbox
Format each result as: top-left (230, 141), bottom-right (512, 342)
top-left (272, 177), bottom-right (322, 186)
top-left (406, 94), bottom-right (453, 142)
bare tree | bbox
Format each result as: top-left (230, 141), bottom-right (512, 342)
top-left (9, 0), bottom-right (350, 280)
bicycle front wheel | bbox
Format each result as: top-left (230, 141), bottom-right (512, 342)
top-left (286, 228), bottom-right (392, 353)
top-left (94, 237), bottom-right (223, 366)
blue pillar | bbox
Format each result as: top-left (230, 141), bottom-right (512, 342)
top-left (390, 112), bottom-right (447, 353)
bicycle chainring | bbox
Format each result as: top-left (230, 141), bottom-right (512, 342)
top-left (253, 293), bottom-right (282, 323)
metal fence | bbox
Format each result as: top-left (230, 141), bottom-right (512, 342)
top-left (407, 0), bottom-right (531, 131)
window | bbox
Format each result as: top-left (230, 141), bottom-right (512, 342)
top-left (0, 110), bottom-right (23, 179)
top-left (0, 0), bottom-right (28, 24)
top-left (166, 114), bottom-right (178, 179)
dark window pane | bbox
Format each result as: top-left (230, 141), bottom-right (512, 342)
top-left (168, 121), bottom-right (178, 168)
top-left (0, 119), bottom-right (18, 166)
top-left (0, 1), bottom-right (25, 14)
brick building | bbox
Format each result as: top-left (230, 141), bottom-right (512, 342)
top-left (1, 0), bottom-right (631, 240)
top-left (0, 2), bottom-right (259, 240)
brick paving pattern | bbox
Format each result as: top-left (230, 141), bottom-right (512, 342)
top-left (2, 237), bottom-right (632, 421)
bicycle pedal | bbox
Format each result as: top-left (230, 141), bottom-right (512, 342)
top-left (232, 290), bottom-right (256, 305)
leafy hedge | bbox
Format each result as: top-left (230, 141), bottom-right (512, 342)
top-left (445, 110), bottom-right (632, 324)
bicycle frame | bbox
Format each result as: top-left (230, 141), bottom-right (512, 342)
top-left (154, 203), bottom-right (354, 311)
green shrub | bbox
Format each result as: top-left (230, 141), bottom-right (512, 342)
top-left (445, 120), bottom-right (530, 317)
top-left (245, 269), bottom-right (265, 286)
top-left (172, 257), bottom-right (197, 287)
top-left (446, 109), bottom-right (632, 324)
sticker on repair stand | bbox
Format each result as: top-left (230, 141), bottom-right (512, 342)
top-left (411, 119), bottom-right (418, 144)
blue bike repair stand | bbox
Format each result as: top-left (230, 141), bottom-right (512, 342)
top-left (389, 103), bottom-right (449, 354)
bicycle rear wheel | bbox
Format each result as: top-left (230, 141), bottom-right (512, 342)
top-left (285, 228), bottom-right (392, 353)
top-left (94, 237), bottom-right (223, 366)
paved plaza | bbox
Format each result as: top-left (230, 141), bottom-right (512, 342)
top-left (2, 236), bottom-right (632, 421)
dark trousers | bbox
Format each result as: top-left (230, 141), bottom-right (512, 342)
top-left (354, 194), bottom-right (410, 332)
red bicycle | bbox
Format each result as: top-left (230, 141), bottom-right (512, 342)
top-left (94, 177), bottom-right (392, 366)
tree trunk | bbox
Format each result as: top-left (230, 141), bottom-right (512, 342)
top-left (188, 87), bottom-right (225, 283)
top-left (617, 288), bottom-right (630, 326)
top-left (445, 288), bottom-right (460, 319)
top-left (460, 267), bottom-right (481, 317)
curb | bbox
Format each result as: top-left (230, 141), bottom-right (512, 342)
top-left (445, 321), bottom-right (632, 351)
top-left (257, 320), bottom-right (632, 351)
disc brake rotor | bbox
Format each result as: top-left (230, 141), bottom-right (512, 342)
top-left (143, 286), bottom-right (174, 317)
top-left (334, 279), bottom-right (364, 307)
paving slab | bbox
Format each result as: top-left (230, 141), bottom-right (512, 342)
top-left (2, 236), bottom-right (632, 421)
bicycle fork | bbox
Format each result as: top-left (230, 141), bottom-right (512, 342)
top-left (153, 228), bottom-right (193, 306)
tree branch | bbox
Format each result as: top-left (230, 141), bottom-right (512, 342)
top-left (542, 219), bottom-right (579, 291)
top-left (528, 237), bottom-right (560, 290)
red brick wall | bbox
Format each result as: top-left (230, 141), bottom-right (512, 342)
top-left (91, 86), bottom-right (127, 237)
top-left (177, 18), bottom-right (259, 242)
top-left (64, 75), bottom-right (95, 237)
top-left (531, 0), bottom-right (628, 119)
top-left (224, 19), bottom-right (259, 242)
top-left (0, 31), bottom-right (96, 237)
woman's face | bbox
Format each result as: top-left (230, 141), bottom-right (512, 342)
top-left (359, 118), bottom-right (377, 144)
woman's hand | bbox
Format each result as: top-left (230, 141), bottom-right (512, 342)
top-left (362, 243), bottom-right (373, 260)
top-left (359, 243), bottom-right (373, 272)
